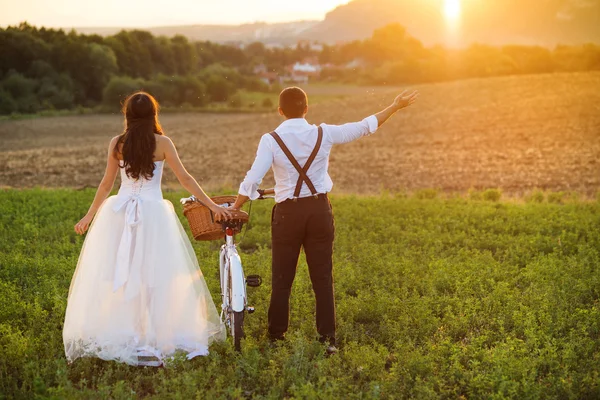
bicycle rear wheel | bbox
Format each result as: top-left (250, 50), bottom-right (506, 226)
top-left (231, 310), bottom-right (244, 352)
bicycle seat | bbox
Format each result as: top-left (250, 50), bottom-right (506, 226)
top-left (220, 213), bottom-right (248, 233)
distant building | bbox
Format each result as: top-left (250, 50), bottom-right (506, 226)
top-left (265, 43), bottom-right (287, 50)
top-left (253, 64), bottom-right (280, 85)
top-left (293, 62), bottom-right (321, 74)
top-left (297, 40), bottom-right (325, 52)
top-left (345, 58), bottom-right (367, 70)
top-left (223, 40), bottom-right (245, 49)
top-left (311, 43), bottom-right (324, 52)
top-left (301, 56), bottom-right (321, 66)
top-left (282, 59), bottom-right (322, 84)
top-left (253, 64), bottom-right (268, 74)
top-left (321, 63), bottom-right (342, 70)
top-left (260, 72), bottom-right (280, 85)
top-left (256, 58), bottom-right (324, 86)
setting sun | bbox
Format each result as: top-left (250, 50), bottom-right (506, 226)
top-left (444, 0), bottom-right (462, 21)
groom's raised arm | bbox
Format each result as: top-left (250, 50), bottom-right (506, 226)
top-left (323, 115), bottom-right (379, 144)
top-left (232, 134), bottom-right (273, 209)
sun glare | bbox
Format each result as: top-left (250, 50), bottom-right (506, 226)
top-left (444, 0), bottom-right (462, 21)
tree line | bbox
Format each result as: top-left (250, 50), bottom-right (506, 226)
top-left (0, 23), bottom-right (312, 114)
top-left (319, 24), bottom-right (600, 84)
top-left (1, 22), bottom-right (599, 115)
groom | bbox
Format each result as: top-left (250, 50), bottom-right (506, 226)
top-left (231, 87), bottom-right (418, 352)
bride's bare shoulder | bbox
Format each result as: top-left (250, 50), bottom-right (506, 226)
top-left (154, 135), bottom-right (173, 160)
top-left (155, 134), bottom-right (175, 149)
top-left (155, 134), bottom-right (169, 147)
top-left (109, 136), bottom-right (122, 159)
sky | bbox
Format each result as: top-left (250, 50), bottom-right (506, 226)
top-left (0, 0), bottom-right (352, 28)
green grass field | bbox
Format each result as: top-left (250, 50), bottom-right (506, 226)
top-left (1, 189), bottom-right (599, 399)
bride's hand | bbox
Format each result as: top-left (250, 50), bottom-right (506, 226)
top-left (210, 204), bottom-right (232, 222)
top-left (74, 214), bottom-right (93, 235)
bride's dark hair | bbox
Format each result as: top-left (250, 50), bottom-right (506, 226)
top-left (114, 91), bottom-right (164, 180)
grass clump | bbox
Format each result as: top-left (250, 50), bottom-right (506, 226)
top-left (482, 188), bottom-right (502, 202)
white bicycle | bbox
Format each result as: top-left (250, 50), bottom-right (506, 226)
top-left (181, 189), bottom-right (273, 351)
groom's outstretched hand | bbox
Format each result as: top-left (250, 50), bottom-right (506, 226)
top-left (375, 89), bottom-right (419, 128)
top-left (393, 89), bottom-right (419, 110)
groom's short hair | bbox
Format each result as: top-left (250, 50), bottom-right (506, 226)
top-left (279, 87), bottom-right (307, 118)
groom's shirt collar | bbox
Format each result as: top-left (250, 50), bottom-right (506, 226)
top-left (275, 118), bottom-right (312, 132)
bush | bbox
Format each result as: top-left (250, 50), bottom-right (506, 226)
top-left (242, 76), bottom-right (270, 92)
top-left (526, 189), bottom-right (545, 203)
top-left (142, 76), bottom-right (176, 106)
top-left (205, 74), bottom-right (235, 102)
top-left (468, 188), bottom-right (483, 201)
top-left (269, 82), bottom-right (283, 94)
top-left (482, 188), bottom-right (502, 202)
top-left (146, 74), bottom-right (208, 107)
top-left (26, 60), bottom-right (57, 80)
top-left (262, 97), bottom-right (274, 108)
top-left (229, 92), bottom-right (242, 108)
top-left (414, 188), bottom-right (438, 199)
top-left (0, 89), bottom-right (18, 114)
top-left (16, 94), bottom-right (40, 114)
top-left (1, 71), bottom-right (36, 99)
top-left (37, 81), bottom-right (74, 110)
top-left (547, 191), bottom-right (566, 204)
top-left (178, 102), bottom-right (194, 111)
top-left (180, 76), bottom-right (207, 107)
top-left (102, 76), bottom-right (144, 108)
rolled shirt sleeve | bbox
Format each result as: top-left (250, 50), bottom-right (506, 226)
top-left (238, 135), bottom-right (273, 200)
top-left (323, 115), bottom-right (379, 145)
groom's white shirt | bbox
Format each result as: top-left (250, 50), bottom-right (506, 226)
top-left (239, 115), bottom-right (378, 203)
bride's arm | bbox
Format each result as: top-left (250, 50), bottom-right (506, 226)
top-left (162, 137), bottom-right (231, 221)
top-left (74, 137), bottom-right (120, 235)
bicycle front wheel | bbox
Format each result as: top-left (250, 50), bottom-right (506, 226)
top-left (227, 266), bottom-right (245, 352)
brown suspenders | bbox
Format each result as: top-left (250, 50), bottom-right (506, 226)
top-left (269, 126), bottom-right (323, 199)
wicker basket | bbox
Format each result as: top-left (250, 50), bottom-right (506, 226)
top-left (183, 196), bottom-right (249, 241)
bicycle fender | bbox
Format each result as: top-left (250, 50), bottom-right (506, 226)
top-left (228, 252), bottom-right (246, 312)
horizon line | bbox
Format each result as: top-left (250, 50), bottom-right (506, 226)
top-left (0, 18), bottom-right (324, 31)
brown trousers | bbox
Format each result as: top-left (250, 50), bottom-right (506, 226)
top-left (268, 194), bottom-right (336, 345)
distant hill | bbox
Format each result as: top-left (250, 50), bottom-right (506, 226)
top-left (75, 20), bottom-right (319, 46)
top-left (302, 0), bottom-right (600, 46)
top-left (74, 0), bottom-right (600, 47)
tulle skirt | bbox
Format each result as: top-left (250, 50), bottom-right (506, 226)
top-left (63, 196), bottom-right (226, 366)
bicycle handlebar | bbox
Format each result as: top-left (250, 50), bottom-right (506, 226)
top-left (257, 188), bottom-right (275, 200)
top-left (180, 189), bottom-right (274, 206)
top-left (180, 195), bottom-right (199, 205)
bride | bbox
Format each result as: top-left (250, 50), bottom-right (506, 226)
top-left (63, 91), bottom-right (230, 366)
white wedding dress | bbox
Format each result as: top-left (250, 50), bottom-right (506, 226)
top-left (63, 161), bottom-right (225, 366)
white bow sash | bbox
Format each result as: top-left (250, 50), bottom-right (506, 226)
top-left (112, 195), bottom-right (144, 298)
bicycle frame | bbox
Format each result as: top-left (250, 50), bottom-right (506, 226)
top-left (181, 192), bottom-right (271, 350)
